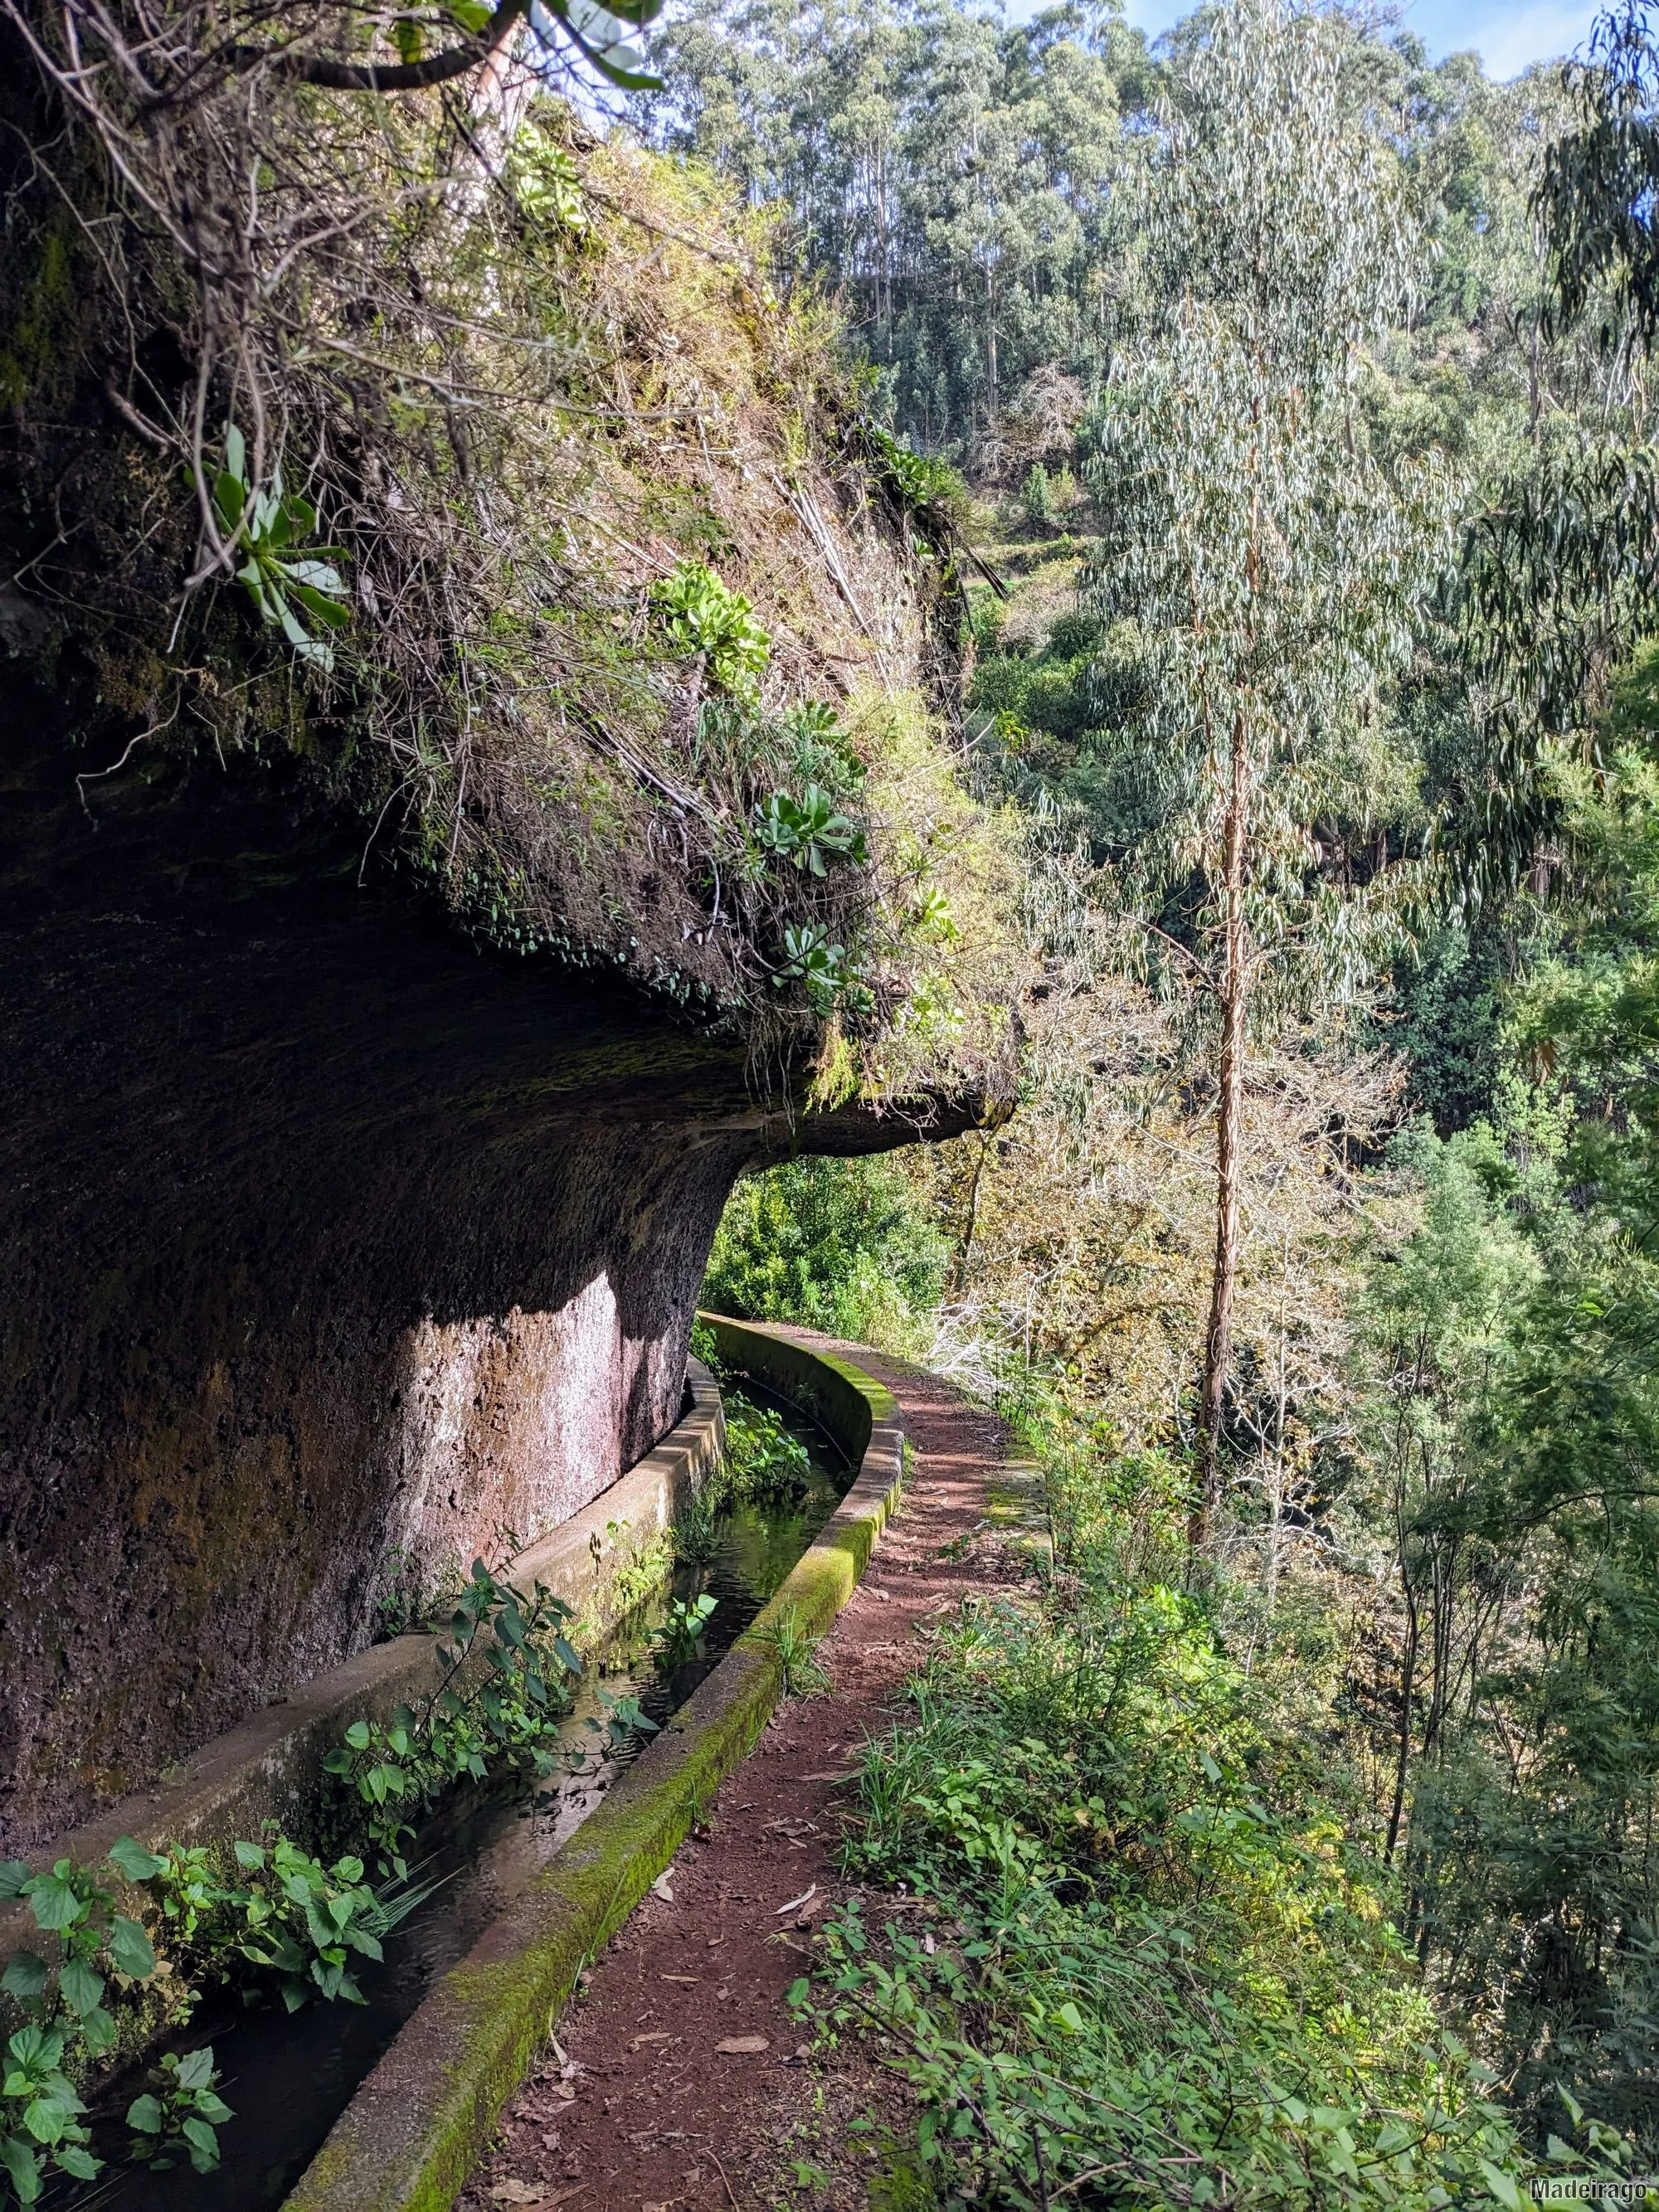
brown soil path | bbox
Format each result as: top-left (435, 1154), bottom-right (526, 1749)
top-left (459, 1335), bottom-right (1006, 2212)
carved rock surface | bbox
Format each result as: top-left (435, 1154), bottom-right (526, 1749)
top-left (0, 717), bottom-right (957, 1848)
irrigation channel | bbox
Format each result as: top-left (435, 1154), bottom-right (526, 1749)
top-left (57, 1383), bottom-right (849, 2211)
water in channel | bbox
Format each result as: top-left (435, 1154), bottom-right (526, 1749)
top-left (60, 1384), bottom-right (846, 2212)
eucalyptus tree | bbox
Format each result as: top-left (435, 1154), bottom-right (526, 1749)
top-left (1082, 0), bottom-right (1458, 1544)
top-left (635, 0), bottom-right (1132, 452)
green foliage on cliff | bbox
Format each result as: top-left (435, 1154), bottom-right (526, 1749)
top-left (1, 21), bottom-right (1032, 1110)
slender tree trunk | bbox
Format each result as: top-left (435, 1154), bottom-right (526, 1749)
top-left (950, 1126), bottom-right (994, 1298)
top-left (1191, 707), bottom-right (1251, 1549)
top-left (1264, 1230), bottom-right (1290, 1616)
top-left (1386, 1584), bottom-right (1420, 1860)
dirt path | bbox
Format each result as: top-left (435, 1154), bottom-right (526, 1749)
top-left (459, 1336), bottom-right (1006, 2212)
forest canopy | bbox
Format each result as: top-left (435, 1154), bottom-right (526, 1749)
top-left (677, 0), bottom-right (1659, 2196)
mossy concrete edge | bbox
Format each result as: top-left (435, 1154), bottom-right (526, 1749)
top-left (283, 1327), bottom-right (904, 2212)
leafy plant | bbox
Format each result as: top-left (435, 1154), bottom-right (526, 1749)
top-left (647, 1593), bottom-right (717, 1666)
top-left (580, 1688), bottom-right (661, 1759)
top-left (717, 1393), bottom-right (812, 1504)
top-left (773, 922), bottom-right (849, 1002)
top-left (229, 1837), bottom-right (403, 2012)
top-left (0, 2023), bottom-right (100, 2204)
top-left (673, 1488), bottom-right (721, 1566)
top-left (801, 1580), bottom-right (1615, 2210)
top-left (752, 785), bottom-right (868, 876)
top-left (781, 701), bottom-right (866, 800)
top-left (209, 424), bottom-right (352, 671)
top-left (650, 557), bottom-right (770, 703)
top-left (0, 1851), bottom-right (157, 2055)
top-left (746, 1604), bottom-right (830, 1698)
top-left (111, 1836), bottom-right (219, 1947)
top-left (863, 424), bottom-right (966, 526)
top-left (324, 1558), bottom-right (582, 1874)
top-left (1022, 460), bottom-right (1057, 528)
top-left (126, 2045), bottom-right (233, 2174)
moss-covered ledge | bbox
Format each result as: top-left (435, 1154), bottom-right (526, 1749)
top-left (698, 1310), bottom-right (898, 1459)
top-left (283, 1327), bottom-right (905, 2212)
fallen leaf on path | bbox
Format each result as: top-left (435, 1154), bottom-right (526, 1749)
top-left (629, 2031), bottom-right (676, 2051)
top-left (659, 1973), bottom-right (700, 1984)
top-left (774, 1884), bottom-right (817, 1917)
top-left (714, 2035), bottom-right (770, 2055)
top-left (488, 2184), bottom-right (545, 2205)
top-left (650, 1869), bottom-right (674, 1902)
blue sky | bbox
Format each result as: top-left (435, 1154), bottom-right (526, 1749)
top-left (1115, 0), bottom-right (1600, 78)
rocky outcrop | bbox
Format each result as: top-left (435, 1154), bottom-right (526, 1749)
top-left (0, 712), bottom-right (971, 1849)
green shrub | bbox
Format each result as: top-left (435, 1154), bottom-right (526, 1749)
top-left (716, 1393), bottom-right (811, 1503)
top-left (702, 1155), bottom-right (946, 1351)
top-left (650, 557), bottom-right (770, 703)
top-left (126, 2045), bottom-right (232, 2174)
top-left (1022, 461), bottom-right (1058, 527)
top-left (803, 1557), bottom-right (1625, 2207)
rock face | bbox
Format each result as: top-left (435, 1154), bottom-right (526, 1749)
top-left (0, 712), bottom-right (962, 1850)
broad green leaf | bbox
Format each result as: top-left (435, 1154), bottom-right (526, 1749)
top-left (1478, 2161), bottom-right (1525, 2211)
top-left (108, 1836), bottom-right (168, 1884)
top-left (25, 1876), bottom-right (82, 1932)
top-left (1, 1952), bottom-right (46, 2002)
top-left (108, 1916), bottom-right (157, 1979)
top-left (125, 2094), bottom-right (163, 2135)
top-left (0, 2135), bottom-right (41, 2204)
top-left (57, 1960), bottom-right (104, 2016)
top-left (22, 2098), bottom-right (66, 2147)
top-left (174, 2045), bottom-right (215, 2092)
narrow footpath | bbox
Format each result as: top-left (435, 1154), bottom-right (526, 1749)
top-left (459, 1335), bottom-right (1009, 2212)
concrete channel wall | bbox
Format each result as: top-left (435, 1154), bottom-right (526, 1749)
top-left (0, 1365), bottom-right (724, 1965)
top-left (284, 1320), bottom-right (904, 2212)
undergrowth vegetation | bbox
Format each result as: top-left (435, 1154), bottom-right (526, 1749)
top-left (0, 1553), bottom-right (630, 2205)
top-left (802, 1469), bottom-right (1627, 2208)
top-left (703, 1155), bottom-right (949, 1350)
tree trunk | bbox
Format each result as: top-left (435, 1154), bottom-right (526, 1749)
top-left (1192, 707), bottom-right (1251, 1549)
top-left (1386, 1588), bottom-right (1420, 1860)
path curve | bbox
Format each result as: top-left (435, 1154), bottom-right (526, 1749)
top-left (459, 1334), bottom-right (1006, 2212)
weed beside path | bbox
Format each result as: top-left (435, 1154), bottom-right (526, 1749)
top-left (460, 1339), bottom-right (1010, 2212)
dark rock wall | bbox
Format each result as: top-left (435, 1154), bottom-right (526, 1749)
top-left (0, 728), bottom-right (837, 1848)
